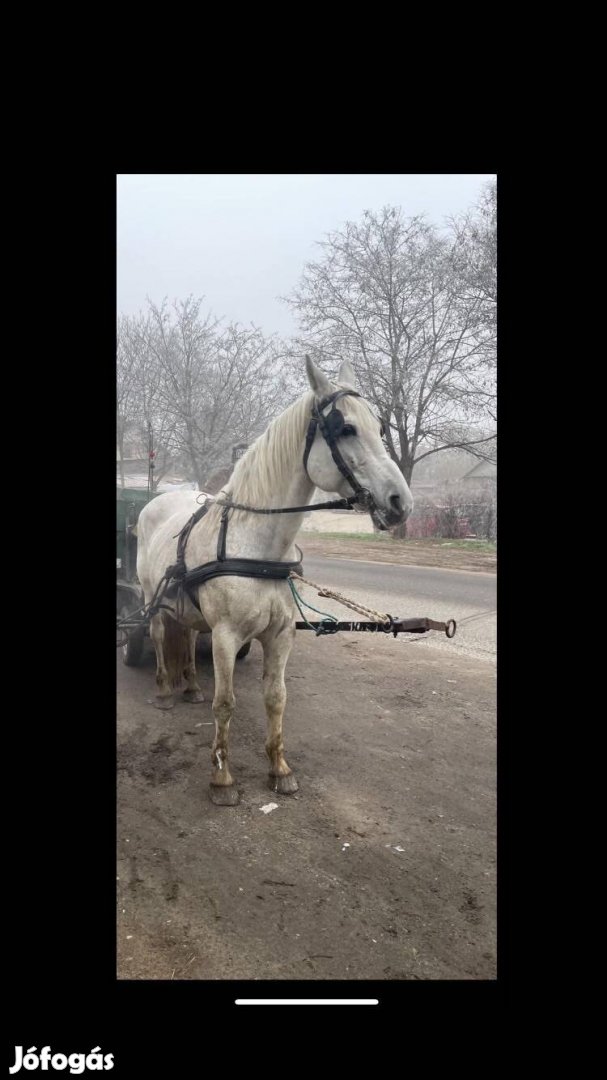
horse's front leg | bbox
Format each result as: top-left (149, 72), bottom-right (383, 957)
top-left (209, 626), bottom-right (240, 806)
top-left (182, 630), bottom-right (204, 703)
top-left (260, 624), bottom-right (298, 794)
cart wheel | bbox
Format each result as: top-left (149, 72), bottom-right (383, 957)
top-left (120, 605), bottom-right (145, 666)
top-left (236, 642), bottom-right (251, 661)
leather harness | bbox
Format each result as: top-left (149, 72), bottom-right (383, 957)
top-left (157, 389), bottom-right (383, 614)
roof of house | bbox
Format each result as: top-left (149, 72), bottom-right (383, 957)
top-left (461, 459), bottom-right (497, 480)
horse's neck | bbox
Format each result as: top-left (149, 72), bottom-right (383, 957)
top-left (228, 471), bottom-right (313, 561)
top-left (221, 398), bottom-right (315, 561)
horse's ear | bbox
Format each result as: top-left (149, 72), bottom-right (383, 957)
top-left (337, 358), bottom-right (358, 390)
top-left (305, 355), bottom-right (333, 398)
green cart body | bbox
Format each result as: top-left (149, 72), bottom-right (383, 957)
top-left (116, 486), bottom-right (251, 664)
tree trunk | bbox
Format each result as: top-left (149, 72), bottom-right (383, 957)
top-left (391, 459), bottom-right (414, 540)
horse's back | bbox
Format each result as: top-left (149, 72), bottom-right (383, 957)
top-left (136, 491), bottom-right (208, 591)
top-left (136, 490), bottom-right (204, 543)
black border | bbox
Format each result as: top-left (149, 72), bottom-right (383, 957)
top-left (9, 168), bottom-right (506, 1065)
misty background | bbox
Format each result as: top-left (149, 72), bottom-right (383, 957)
top-left (117, 174), bottom-right (496, 539)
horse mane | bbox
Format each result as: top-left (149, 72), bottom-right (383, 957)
top-left (209, 382), bottom-right (379, 511)
top-left (220, 391), bottom-right (316, 506)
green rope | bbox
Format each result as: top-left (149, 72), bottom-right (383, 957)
top-left (287, 576), bottom-right (338, 633)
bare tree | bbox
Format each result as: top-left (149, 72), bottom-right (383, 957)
top-left (449, 179), bottom-right (496, 331)
top-left (117, 311), bottom-right (178, 490)
top-left (117, 339), bottom-right (132, 488)
top-left (117, 314), bottom-right (150, 487)
top-left (449, 178), bottom-right (497, 401)
top-left (283, 205), bottom-right (496, 507)
top-left (118, 297), bottom-right (290, 491)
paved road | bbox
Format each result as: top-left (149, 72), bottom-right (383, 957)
top-left (299, 555), bottom-right (496, 663)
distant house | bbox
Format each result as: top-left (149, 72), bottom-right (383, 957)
top-left (410, 480), bottom-right (443, 504)
top-left (459, 459), bottom-right (497, 493)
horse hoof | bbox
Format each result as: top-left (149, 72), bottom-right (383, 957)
top-left (182, 690), bottom-right (204, 703)
top-left (209, 784), bottom-right (240, 806)
top-left (269, 773), bottom-right (299, 795)
top-left (154, 696), bottom-right (175, 710)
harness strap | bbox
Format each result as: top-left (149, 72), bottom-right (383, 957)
top-left (215, 495), bottom-right (359, 515)
top-left (304, 390), bottom-right (360, 478)
top-left (173, 503), bottom-right (210, 572)
top-left (166, 496), bottom-right (307, 612)
top-left (166, 555), bottom-right (305, 611)
top-left (217, 505), bottom-right (230, 561)
top-left (316, 392), bottom-right (368, 499)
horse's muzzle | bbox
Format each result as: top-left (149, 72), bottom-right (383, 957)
top-left (376, 501), bottom-right (412, 529)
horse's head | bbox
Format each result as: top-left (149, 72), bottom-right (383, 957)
top-left (303, 356), bottom-right (413, 531)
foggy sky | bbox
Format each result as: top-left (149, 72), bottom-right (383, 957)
top-left (117, 174), bottom-right (495, 338)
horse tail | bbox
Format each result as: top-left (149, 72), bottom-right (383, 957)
top-left (162, 613), bottom-right (190, 689)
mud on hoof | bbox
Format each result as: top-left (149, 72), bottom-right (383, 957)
top-left (269, 773), bottom-right (299, 795)
top-left (182, 689), bottom-right (204, 703)
top-left (154, 695), bottom-right (175, 710)
top-left (209, 784), bottom-right (240, 806)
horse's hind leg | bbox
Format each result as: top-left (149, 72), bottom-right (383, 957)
top-left (149, 613), bottom-right (175, 710)
top-left (260, 624), bottom-right (298, 795)
top-left (182, 630), bottom-right (204, 703)
top-left (209, 626), bottom-right (240, 806)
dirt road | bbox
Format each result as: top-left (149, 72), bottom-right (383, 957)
top-left (118, 557), bottom-right (496, 982)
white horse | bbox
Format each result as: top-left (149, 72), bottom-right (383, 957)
top-left (135, 356), bottom-right (413, 805)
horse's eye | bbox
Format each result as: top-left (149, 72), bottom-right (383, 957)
top-left (341, 424), bottom-right (357, 437)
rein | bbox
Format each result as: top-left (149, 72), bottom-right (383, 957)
top-left (212, 494), bottom-right (360, 515)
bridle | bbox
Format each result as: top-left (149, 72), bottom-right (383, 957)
top-left (303, 388), bottom-right (385, 515)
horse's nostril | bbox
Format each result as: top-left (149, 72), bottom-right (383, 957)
top-left (389, 493), bottom-right (412, 521)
